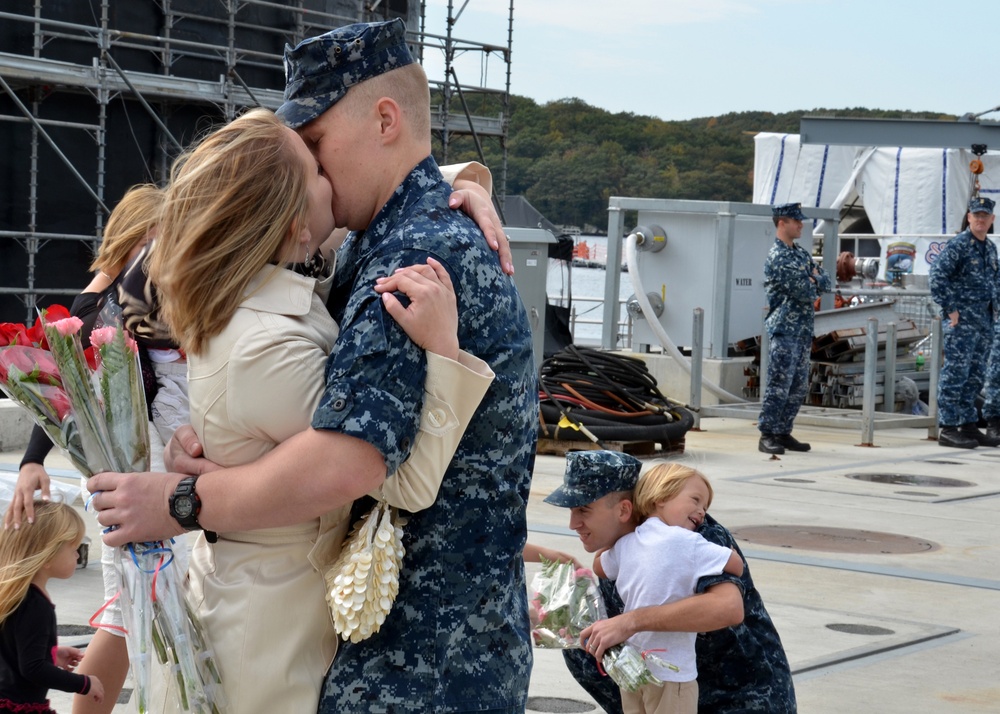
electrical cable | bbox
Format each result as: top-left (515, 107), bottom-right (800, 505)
top-left (538, 345), bottom-right (694, 448)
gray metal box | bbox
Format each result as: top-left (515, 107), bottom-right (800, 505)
top-left (506, 227), bottom-right (557, 370)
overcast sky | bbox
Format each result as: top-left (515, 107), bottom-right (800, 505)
top-left (421, 0), bottom-right (997, 123)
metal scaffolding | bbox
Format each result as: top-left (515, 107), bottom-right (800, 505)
top-left (0, 0), bottom-right (513, 322)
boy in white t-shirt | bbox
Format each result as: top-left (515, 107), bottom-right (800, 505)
top-left (594, 463), bottom-right (743, 714)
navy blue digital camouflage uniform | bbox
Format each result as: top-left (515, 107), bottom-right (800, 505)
top-left (275, 20), bottom-right (537, 712)
top-left (929, 226), bottom-right (999, 427)
top-left (563, 515), bottom-right (796, 713)
top-left (758, 231), bottom-right (830, 436)
top-left (313, 157), bottom-right (537, 713)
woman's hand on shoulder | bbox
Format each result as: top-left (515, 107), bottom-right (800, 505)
top-left (449, 181), bottom-right (513, 276)
top-left (375, 257), bottom-right (459, 361)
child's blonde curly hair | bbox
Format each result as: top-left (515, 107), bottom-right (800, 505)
top-left (633, 462), bottom-right (714, 520)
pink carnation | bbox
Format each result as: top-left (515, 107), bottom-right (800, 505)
top-left (89, 326), bottom-right (117, 348)
top-left (575, 567), bottom-right (594, 579)
top-left (48, 316), bottom-right (84, 337)
top-left (91, 326), bottom-right (139, 354)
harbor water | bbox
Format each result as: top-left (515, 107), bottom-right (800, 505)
top-left (547, 235), bottom-right (632, 345)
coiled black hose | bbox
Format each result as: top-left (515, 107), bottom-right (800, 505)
top-left (538, 345), bottom-right (695, 448)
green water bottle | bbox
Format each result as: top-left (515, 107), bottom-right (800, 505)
top-left (915, 351), bottom-right (925, 371)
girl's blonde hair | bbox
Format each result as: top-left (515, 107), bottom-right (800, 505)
top-left (90, 184), bottom-right (163, 274)
top-left (0, 501), bottom-right (85, 625)
top-left (633, 462), bottom-right (714, 520)
top-left (150, 108), bottom-right (309, 354)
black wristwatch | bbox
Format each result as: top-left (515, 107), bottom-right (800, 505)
top-left (169, 475), bottom-right (218, 543)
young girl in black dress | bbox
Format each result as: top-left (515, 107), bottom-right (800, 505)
top-left (0, 501), bottom-right (104, 712)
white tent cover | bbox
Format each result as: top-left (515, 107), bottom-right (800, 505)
top-left (753, 132), bottom-right (1000, 236)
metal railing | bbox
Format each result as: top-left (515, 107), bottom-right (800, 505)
top-left (549, 295), bottom-right (632, 348)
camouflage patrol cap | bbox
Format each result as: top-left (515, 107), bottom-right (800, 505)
top-left (544, 451), bottom-right (642, 508)
top-left (968, 196), bottom-right (995, 214)
top-left (772, 202), bottom-right (806, 220)
top-left (275, 18), bottom-right (415, 129)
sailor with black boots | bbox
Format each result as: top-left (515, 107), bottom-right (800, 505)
top-left (929, 196), bottom-right (1000, 449)
top-left (757, 203), bottom-right (830, 455)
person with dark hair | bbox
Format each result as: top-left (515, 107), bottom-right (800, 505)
top-left (758, 202), bottom-right (830, 455)
top-left (930, 195), bottom-right (1000, 448)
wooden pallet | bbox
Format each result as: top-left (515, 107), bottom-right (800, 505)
top-left (536, 437), bottom-right (685, 458)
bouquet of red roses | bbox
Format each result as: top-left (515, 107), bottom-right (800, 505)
top-left (0, 305), bottom-right (94, 474)
top-left (1, 305), bottom-right (223, 713)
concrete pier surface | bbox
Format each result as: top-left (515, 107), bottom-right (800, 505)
top-left (2, 415), bottom-right (997, 713)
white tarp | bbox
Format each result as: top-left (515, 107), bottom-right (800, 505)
top-left (753, 132), bottom-right (1000, 236)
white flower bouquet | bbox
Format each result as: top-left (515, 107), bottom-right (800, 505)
top-left (527, 558), bottom-right (679, 691)
top-left (528, 558), bottom-right (606, 649)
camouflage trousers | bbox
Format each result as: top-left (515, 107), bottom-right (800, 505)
top-left (758, 333), bottom-right (812, 435)
top-left (938, 317), bottom-right (992, 426)
top-left (982, 321), bottom-right (1000, 421)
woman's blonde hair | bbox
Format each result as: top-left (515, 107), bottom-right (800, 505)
top-left (633, 462), bottom-right (714, 520)
top-left (0, 501), bottom-right (85, 625)
top-left (90, 184), bottom-right (163, 274)
top-left (150, 108), bottom-right (309, 354)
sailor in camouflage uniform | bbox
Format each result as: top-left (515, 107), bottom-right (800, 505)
top-left (757, 203), bottom-right (830, 455)
top-left (275, 20), bottom-right (538, 713)
top-left (929, 195), bottom-right (1000, 448)
top-left (547, 452), bottom-right (796, 714)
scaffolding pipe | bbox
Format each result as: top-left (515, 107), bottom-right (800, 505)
top-left (447, 66), bottom-right (505, 225)
top-left (103, 51), bottom-right (184, 152)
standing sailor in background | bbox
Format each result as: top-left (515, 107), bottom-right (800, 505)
top-left (758, 202), bottom-right (830, 455)
top-left (929, 196), bottom-right (1000, 449)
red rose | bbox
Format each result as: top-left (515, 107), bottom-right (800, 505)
top-left (0, 323), bottom-right (29, 347)
top-left (0, 346), bottom-right (62, 386)
top-left (43, 304), bottom-right (71, 322)
top-left (46, 386), bottom-right (73, 422)
top-left (27, 304), bottom-right (72, 348)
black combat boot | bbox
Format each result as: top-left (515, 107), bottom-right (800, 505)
top-left (960, 423), bottom-right (1000, 447)
top-left (758, 434), bottom-right (785, 454)
top-left (987, 419), bottom-right (1000, 443)
top-left (777, 433), bottom-right (811, 452)
top-left (938, 426), bottom-right (978, 449)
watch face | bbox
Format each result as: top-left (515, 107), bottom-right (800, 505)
top-left (173, 496), bottom-right (195, 519)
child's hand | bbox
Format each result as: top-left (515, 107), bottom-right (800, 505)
top-left (88, 675), bottom-right (105, 703)
top-left (55, 646), bottom-right (84, 670)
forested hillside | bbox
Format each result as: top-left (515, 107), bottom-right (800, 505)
top-left (437, 96), bottom-right (953, 231)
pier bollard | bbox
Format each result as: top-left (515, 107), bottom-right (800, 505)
top-left (690, 308), bottom-right (704, 430)
top-left (883, 322), bottom-right (897, 413)
top-left (759, 308), bottom-right (769, 399)
top-left (927, 317), bottom-right (942, 439)
top-left (861, 317), bottom-right (878, 446)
